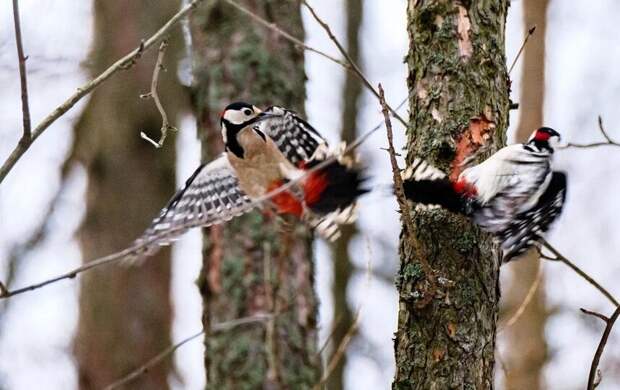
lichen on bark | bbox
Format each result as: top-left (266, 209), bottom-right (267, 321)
top-left (394, 0), bottom-right (510, 388)
top-left (189, 1), bottom-right (320, 388)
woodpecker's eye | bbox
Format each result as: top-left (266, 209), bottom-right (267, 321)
top-left (243, 108), bottom-right (253, 116)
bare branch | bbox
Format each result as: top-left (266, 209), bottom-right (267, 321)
top-left (224, 0), bottom-right (348, 68)
top-left (584, 306), bottom-right (620, 390)
top-left (560, 116), bottom-right (620, 150)
top-left (140, 39), bottom-right (178, 148)
top-left (302, 0), bottom-right (408, 128)
top-left (0, 0), bottom-right (207, 184)
top-left (12, 0), bottom-right (31, 139)
top-left (378, 84), bottom-right (436, 307)
top-left (539, 239), bottom-right (619, 307)
top-left (104, 314), bottom-right (273, 390)
top-left (313, 309), bottom-right (360, 390)
top-left (581, 308), bottom-right (610, 323)
top-left (508, 25), bottom-right (536, 75)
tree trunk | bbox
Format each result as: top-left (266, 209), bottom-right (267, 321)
top-left (73, 1), bottom-right (184, 389)
top-left (189, 2), bottom-right (320, 388)
top-left (394, 1), bottom-right (509, 388)
top-left (328, 0), bottom-right (363, 389)
top-left (502, 0), bottom-right (549, 388)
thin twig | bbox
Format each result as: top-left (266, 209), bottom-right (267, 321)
top-left (584, 306), bottom-right (620, 390)
top-left (0, 0), bottom-right (207, 184)
top-left (12, 0), bottom-right (31, 139)
top-left (581, 308), bottom-right (610, 323)
top-left (301, 0), bottom-right (408, 128)
top-left (104, 314), bottom-right (272, 390)
top-left (0, 245), bottom-right (138, 299)
top-left (224, 0), bottom-right (348, 68)
top-left (498, 259), bottom-right (543, 331)
top-left (140, 39), bottom-right (178, 148)
top-left (539, 239), bottom-right (619, 307)
top-left (378, 84), bottom-right (436, 307)
top-left (313, 309), bottom-right (361, 390)
top-left (508, 25), bottom-right (536, 75)
top-left (560, 116), bottom-right (620, 149)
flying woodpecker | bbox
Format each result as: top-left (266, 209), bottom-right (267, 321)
top-left (133, 102), bottom-right (367, 258)
top-left (402, 127), bottom-right (567, 261)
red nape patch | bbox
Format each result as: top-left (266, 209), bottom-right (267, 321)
top-left (267, 181), bottom-right (303, 217)
top-left (452, 179), bottom-right (477, 198)
top-left (534, 130), bottom-right (551, 142)
top-left (303, 171), bottom-right (329, 206)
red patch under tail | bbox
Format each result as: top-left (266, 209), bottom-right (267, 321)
top-left (267, 180), bottom-right (303, 217)
top-left (303, 171), bottom-right (329, 207)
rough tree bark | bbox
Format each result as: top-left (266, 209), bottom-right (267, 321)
top-left (189, 1), bottom-right (320, 388)
top-left (502, 0), bottom-right (549, 388)
top-left (73, 1), bottom-right (184, 389)
top-left (394, 1), bottom-right (509, 388)
top-left (328, 0), bottom-right (363, 389)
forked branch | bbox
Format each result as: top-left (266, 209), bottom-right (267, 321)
top-left (140, 39), bottom-right (178, 148)
top-left (0, 0), bottom-right (207, 184)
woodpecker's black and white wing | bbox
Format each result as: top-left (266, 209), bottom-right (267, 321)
top-left (257, 106), bottom-right (328, 165)
top-left (497, 172), bottom-right (567, 261)
top-left (131, 155), bottom-right (252, 261)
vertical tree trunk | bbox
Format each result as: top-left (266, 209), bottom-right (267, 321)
top-left (503, 0), bottom-right (549, 388)
top-left (328, 0), bottom-right (363, 389)
top-left (394, 1), bottom-right (509, 388)
top-left (189, 2), bottom-right (320, 388)
top-left (73, 2), bottom-right (184, 389)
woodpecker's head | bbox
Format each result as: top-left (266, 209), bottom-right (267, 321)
top-left (220, 102), bottom-right (270, 158)
top-left (528, 127), bottom-right (561, 152)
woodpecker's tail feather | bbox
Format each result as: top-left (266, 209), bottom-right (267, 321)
top-left (303, 158), bottom-right (367, 215)
top-left (298, 145), bottom-right (367, 240)
top-left (401, 158), bottom-right (472, 215)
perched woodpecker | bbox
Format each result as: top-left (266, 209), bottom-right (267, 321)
top-left (134, 102), bottom-right (367, 257)
top-left (402, 127), bottom-right (567, 261)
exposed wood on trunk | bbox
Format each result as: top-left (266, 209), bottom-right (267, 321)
top-left (189, 1), bottom-right (320, 388)
top-left (393, 0), bottom-right (509, 388)
top-left (73, 1), bottom-right (185, 389)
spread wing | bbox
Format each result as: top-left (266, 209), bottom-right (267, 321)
top-left (257, 106), bottom-right (328, 166)
top-left (132, 155), bottom-right (253, 259)
top-left (498, 172), bottom-right (567, 261)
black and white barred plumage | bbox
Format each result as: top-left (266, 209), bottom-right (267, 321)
top-left (131, 102), bottom-right (365, 261)
top-left (259, 106), bottom-right (328, 165)
top-left (403, 127), bottom-right (567, 261)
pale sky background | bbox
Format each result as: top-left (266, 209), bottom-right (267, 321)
top-left (1, 1), bottom-right (619, 389)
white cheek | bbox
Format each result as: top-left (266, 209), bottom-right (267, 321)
top-left (549, 136), bottom-right (561, 148)
top-left (224, 111), bottom-right (247, 124)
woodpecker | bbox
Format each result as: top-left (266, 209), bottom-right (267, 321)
top-left (133, 102), bottom-right (367, 258)
top-left (402, 127), bottom-right (567, 261)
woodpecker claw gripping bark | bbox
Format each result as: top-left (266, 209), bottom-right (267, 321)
top-left (130, 102), bottom-right (367, 262)
top-left (402, 127), bottom-right (567, 262)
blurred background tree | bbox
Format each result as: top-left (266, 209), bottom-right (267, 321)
top-left (328, 0), bottom-right (363, 389)
top-left (189, 1), bottom-right (320, 388)
top-left (71, 1), bottom-right (186, 389)
top-left (501, 0), bottom-right (550, 388)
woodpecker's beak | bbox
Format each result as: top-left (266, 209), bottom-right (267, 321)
top-left (254, 111), bottom-right (276, 122)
